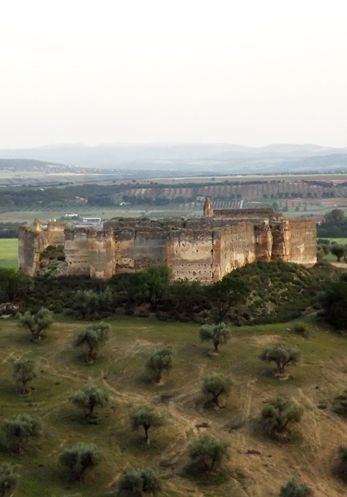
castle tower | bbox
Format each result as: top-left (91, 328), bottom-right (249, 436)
top-left (31, 218), bottom-right (42, 233)
top-left (203, 197), bottom-right (213, 218)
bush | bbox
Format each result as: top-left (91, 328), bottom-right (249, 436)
top-left (74, 322), bottom-right (110, 363)
top-left (202, 373), bottom-right (231, 407)
top-left (117, 468), bottom-right (161, 496)
top-left (333, 391), bottom-right (347, 417)
top-left (130, 406), bottom-right (163, 445)
top-left (260, 344), bottom-right (300, 375)
top-left (70, 384), bottom-right (109, 421)
top-left (59, 443), bottom-right (99, 481)
top-left (188, 435), bottom-right (228, 474)
top-left (321, 281), bottom-right (347, 331)
top-left (18, 307), bottom-right (53, 343)
top-left (0, 463), bottom-right (19, 497)
top-left (280, 479), bottom-right (312, 496)
top-left (146, 348), bottom-right (173, 383)
top-left (199, 323), bottom-right (230, 353)
top-left (261, 397), bottom-right (304, 439)
top-left (13, 358), bottom-right (36, 395)
top-left (1, 414), bottom-right (41, 454)
top-left (336, 446), bottom-right (347, 481)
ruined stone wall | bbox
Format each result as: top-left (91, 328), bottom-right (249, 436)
top-left (255, 223), bottom-right (273, 261)
top-left (214, 208), bottom-right (275, 219)
top-left (218, 224), bottom-right (257, 279)
top-left (64, 229), bottom-right (90, 275)
top-left (88, 231), bottom-right (115, 279)
top-left (167, 230), bottom-right (214, 283)
top-left (270, 221), bottom-right (291, 261)
top-left (114, 228), bottom-right (168, 274)
top-left (287, 219), bottom-right (317, 264)
top-left (18, 222), bottom-right (65, 276)
top-left (19, 212), bottom-right (317, 280)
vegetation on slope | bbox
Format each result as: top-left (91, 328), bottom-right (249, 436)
top-left (0, 318), bottom-right (346, 496)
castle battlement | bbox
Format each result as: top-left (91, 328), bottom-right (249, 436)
top-left (18, 201), bottom-right (317, 281)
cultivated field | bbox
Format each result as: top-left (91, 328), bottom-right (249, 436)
top-left (0, 238), bottom-right (18, 269)
top-left (0, 317), bottom-right (346, 496)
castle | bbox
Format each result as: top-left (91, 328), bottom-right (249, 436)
top-left (18, 199), bottom-right (317, 282)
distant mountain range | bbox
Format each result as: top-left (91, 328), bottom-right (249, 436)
top-left (1, 143), bottom-right (347, 177)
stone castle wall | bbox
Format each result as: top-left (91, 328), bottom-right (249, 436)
top-left (18, 204), bottom-right (317, 282)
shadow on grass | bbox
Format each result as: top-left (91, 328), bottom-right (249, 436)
top-left (249, 417), bottom-right (304, 447)
top-left (183, 461), bottom-right (229, 487)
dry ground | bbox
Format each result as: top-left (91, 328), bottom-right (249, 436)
top-left (0, 317), bottom-right (346, 497)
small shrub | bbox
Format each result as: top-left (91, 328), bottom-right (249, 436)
top-left (13, 358), bottom-right (36, 395)
top-left (188, 435), bottom-right (228, 474)
top-left (18, 307), bottom-right (53, 343)
top-left (59, 443), bottom-right (99, 481)
top-left (70, 384), bottom-right (109, 421)
top-left (74, 322), bottom-right (110, 363)
top-left (260, 344), bottom-right (300, 375)
top-left (1, 414), bottom-right (41, 454)
top-left (117, 468), bottom-right (161, 496)
top-left (145, 348), bottom-right (173, 383)
top-left (261, 397), bottom-right (304, 440)
top-left (130, 406), bottom-right (163, 445)
top-left (0, 463), bottom-right (19, 497)
top-left (280, 478), bottom-right (313, 496)
top-left (202, 373), bottom-right (231, 407)
top-left (199, 323), bottom-right (230, 353)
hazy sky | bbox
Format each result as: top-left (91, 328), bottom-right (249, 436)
top-left (1, 0), bottom-right (347, 148)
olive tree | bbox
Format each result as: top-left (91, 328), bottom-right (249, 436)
top-left (260, 344), bottom-right (300, 375)
top-left (117, 468), bottom-right (161, 496)
top-left (74, 322), bottom-right (110, 363)
top-left (130, 406), bottom-right (163, 445)
top-left (0, 463), bottom-right (19, 497)
top-left (280, 479), bottom-right (312, 497)
top-left (188, 435), bottom-right (228, 474)
top-left (199, 323), bottom-right (230, 353)
top-left (70, 384), bottom-right (109, 420)
top-left (331, 245), bottom-right (346, 262)
top-left (13, 358), bottom-right (36, 395)
top-left (145, 347), bottom-right (172, 383)
top-left (18, 307), bottom-right (53, 343)
top-left (202, 373), bottom-right (231, 407)
top-left (59, 443), bottom-right (99, 481)
top-left (1, 414), bottom-right (41, 454)
top-left (261, 397), bottom-right (304, 439)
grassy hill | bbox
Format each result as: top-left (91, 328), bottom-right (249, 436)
top-left (0, 317), bottom-right (346, 496)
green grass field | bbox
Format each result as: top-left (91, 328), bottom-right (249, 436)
top-left (0, 238), bottom-right (17, 269)
top-left (0, 317), bottom-right (346, 496)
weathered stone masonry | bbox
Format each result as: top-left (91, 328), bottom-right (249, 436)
top-left (18, 200), bottom-right (317, 282)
